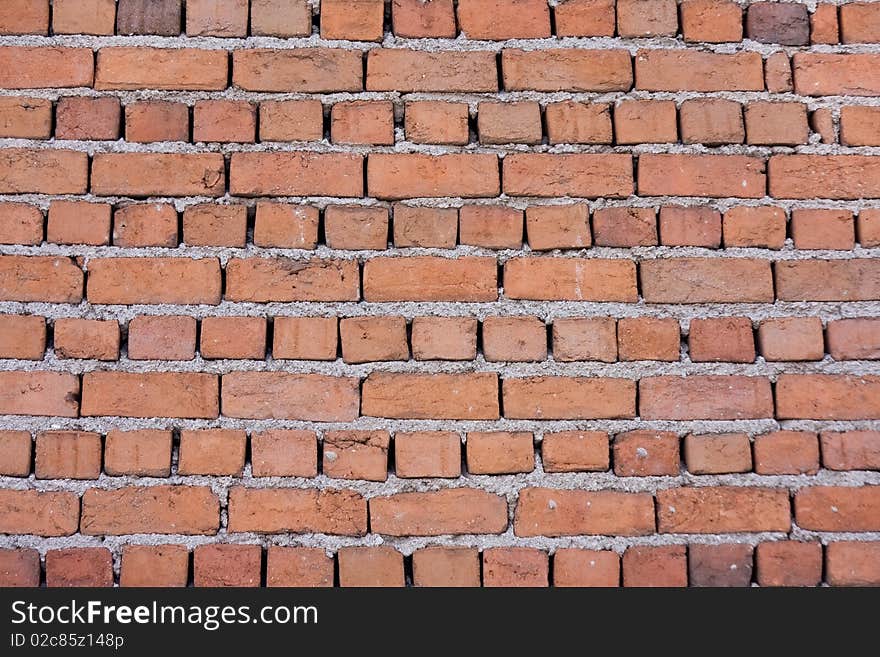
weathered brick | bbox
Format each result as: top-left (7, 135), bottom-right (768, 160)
top-left (541, 431), bottom-right (610, 473)
top-left (775, 260), bottom-right (880, 301)
top-left (194, 544), bottom-right (261, 587)
top-left (0, 97), bottom-right (52, 138)
top-left (504, 258), bottom-right (637, 302)
top-left (251, 430), bottom-right (318, 478)
top-left (457, 0), bottom-right (550, 39)
top-left (228, 488), bottom-right (367, 535)
top-left (0, 371), bottom-right (79, 417)
top-left (623, 546), bottom-right (687, 588)
top-left (821, 431), bottom-right (880, 471)
top-left (0, 47), bottom-right (93, 88)
top-left (635, 50), bottom-right (763, 91)
top-left (222, 372), bottom-right (359, 421)
top-left (503, 49), bottom-right (632, 92)
top-left (363, 256), bottom-right (497, 302)
top-left (362, 372), bottom-right (500, 419)
top-left (467, 431), bottom-right (534, 475)
top-left (120, 545), bottom-right (188, 587)
top-left (793, 53), bottom-right (880, 96)
top-left (613, 430), bottom-right (680, 477)
top-left (267, 547), bottom-right (333, 587)
top-left (754, 431), bottom-right (820, 475)
top-left (638, 154), bottom-right (766, 198)
top-left (0, 149), bottom-right (88, 195)
top-left (87, 257), bottom-right (221, 305)
top-left (96, 48), bottom-right (227, 90)
top-left (395, 432), bottom-right (461, 479)
top-left (641, 258), bottom-right (773, 303)
top-left (0, 203), bottom-right (42, 245)
top-left (370, 489), bottom-right (508, 536)
top-left (483, 548), bottom-right (549, 587)
top-left (367, 50), bottom-right (497, 92)
top-left (46, 548), bottom-right (113, 588)
top-left (128, 315), bottom-right (196, 361)
top-left (553, 549), bottom-right (620, 587)
top-left (689, 544), bottom-right (753, 587)
top-left (392, 0), bottom-right (456, 37)
top-left (684, 433), bottom-right (752, 475)
top-left (0, 548), bottom-right (40, 586)
top-left (0, 431), bottom-right (32, 477)
top-left (35, 431), bottom-right (101, 480)
top-left (338, 547), bottom-right (404, 587)
top-left (796, 486), bottom-right (880, 532)
top-left (81, 486), bottom-right (219, 535)
top-left (776, 374), bottom-right (880, 420)
top-left (503, 377), bottom-right (636, 420)
top-left (640, 376), bottom-right (773, 420)
top-left (0, 315), bottom-right (45, 359)
top-left (515, 487), bottom-right (655, 537)
top-left (81, 372), bottom-right (219, 418)
top-left (104, 430), bottom-right (172, 477)
top-left (92, 153), bottom-right (225, 197)
top-left (413, 547), bottom-right (480, 587)
top-left (552, 318), bottom-right (617, 363)
top-left (323, 430), bottom-right (390, 482)
top-left (657, 487), bottom-right (791, 533)
top-left (827, 318), bottom-right (880, 360)
top-left (230, 152), bottom-right (362, 197)
top-left (0, 490), bottom-right (79, 536)
top-left (826, 542), bottom-right (880, 586)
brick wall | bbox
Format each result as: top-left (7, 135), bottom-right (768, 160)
top-left (0, 0), bottom-right (879, 587)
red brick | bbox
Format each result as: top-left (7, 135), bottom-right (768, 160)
top-left (0, 255), bottom-right (70, 302)
top-left (331, 101), bottom-right (394, 145)
top-left (194, 545), bottom-right (261, 588)
top-left (839, 2), bottom-right (880, 43)
top-left (504, 257), bottom-right (637, 302)
top-left (483, 548), bottom-right (549, 587)
top-left (186, 0), bottom-right (248, 37)
top-left (770, 155), bottom-right (880, 199)
top-left (811, 107), bottom-right (835, 143)
top-left (0, 371), bottom-right (80, 417)
top-left (467, 431), bottom-right (534, 475)
top-left (614, 100), bottom-right (678, 144)
top-left (684, 433), bottom-right (752, 475)
top-left (56, 97), bottom-right (120, 140)
top-left (555, 0), bottom-right (615, 37)
top-left (362, 372), bottom-right (499, 420)
top-left (96, 47), bottom-right (226, 90)
top-left (116, 0), bottom-right (181, 35)
top-left (0, 489), bottom-right (79, 536)
top-left (81, 486), bottom-right (220, 535)
top-left (0, 0), bottom-right (48, 35)
top-left (228, 488), bottom-right (366, 535)
top-left (392, 205), bottom-right (458, 248)
top-left (323, 430), bottom-right (390, 482)
top-left (636, 50), bottom-right (763, 91)
top-left (502, 49), bottom-right (632, 92)
top-left (272, 317), bottom-right (338, 361)
top-left (841, 106), bottom-right (880, 146)
top-left (321, 0), bottom-right (384, 40)
top-left (658, 206), bottom-right (722, 248)
top-left (623, 546), bottom-right (687, 588)
top-left (0, 203), bottom-right (42, 245)
top-left (370, 489), bottom-right (508, 536)
top-left (128, 315), bottom-right (196, 360)
top-left (0, 315), bottom-right (45, 359)
top-left (0, 431), bottom-right (31, 477)
top-left (795, 486), bottom-right (880, 532)
top-left (251, 0), bottom-right (311, 37)
top-left (413, 547), bottom-right (480, 587)
top-left (641, 258), bottom-right (773, 303)
top-left (120, 545), bottom-right (188, 587)
top-left (340, 316), bottom-right (408, 363)
top-left (178, 429), bottom-right (247, 476)
top-left (680, 98), bottom-right (743, 144)
top-left (515, 487), bottom-right (655, 537)
top-left (545, 102), bottom-right (612, 144)
top-left (194, 100), bottom-right (256, 143)
top-left (553, 549), bottom-right (620, 587)
top-left (776, 260), bottom-right (880, 302)
top-left (0, 548), bottom-right (40, 586)
top-left (35, 431), bottom-right (101, 480)
top-left (640, 375), bottom-right (773, 420)
top-left (613, 430), bottom-right (680, 477)
top-left (324, 205), bottom-right (388, 250)
top-left (259, 100), bottom-right (324, 142)
top-left (689, 317), bottom-right (755, 363)
top-left (47, 201), bottom-right (111, 246)
top-left (234, 49), bottom-right (362, 92)
top-left (541, 431), bottom-right (609, 473)
top-left (457, 0), bottom-right (550, 39)
top-left (124, 101), bottom-right (189, 143)
top-left (395, 431), bottom-right (461, 478)
top-left (92, 153), bottom-right (225, 197)
top-left (552, 317), bottom-right (617, 362)
top-left (745, 101), bottom-right (809, 146)
top-left (364, 256), bottom-right (496, 302)
top-left (482, 316), bottom-right (546, 362)
top-left (826, 542), bottom-right (880, 586)
top-left (503, 377), bottom-right (636, 420)
top-left (505, 153), bottom-right (633, 198)
top-left (776, 374), bottom-right (880, 420)
top-left (224, 258), bottom-right (360, 302)
top-left (81, 372), bottom-right (219, 419)
top-left (222, 372), bottom-right (359, 421)
top-left (338, 547), bottom-right (404, 587)
top-left (411, 316), bottom-right (477, 360)
top-left (688, 544), bottom-right (753, 587)
top-left (46, 548), bottom-right (113, 588)
top-left (681, 0), bottom-right (743, 42)
top-left (113, 204), bottom-right (178, 248)
top-left (593, 207), bottom-right (657, 247)
top-left (723, 206), bottom-right (787, 249)
top-left (53, 0), bottom-right (117, 35)
top-left (758, 317), bottom-right (824, 362)
top-left (639, 154), bottom-right (766, 198)
top-left (104, 429), bottom-right (173, 477)
top-left (200, 316), bottom-right (267, 360)
top-left (793, 53), bottom-right (880, 96)
top-left (827, 318), bottom-right (880, 361)
top-left (55, 317), bottom-right (118, 364)
top-left (754, 431), bottom-right (820, 475)
top-left (230, 152), bottom-right (362, 197)
top-left (392, 0), bottom-right (456, 37)
top-left (525, 204), bottom-right (591, 250)
top-left (0, 97), bottom-right (52, 138)
top-left (369, 153), bottom-right (499, 199)
top-left (821, 431), bottom-right (880, 471)
top-left (617, 317), bottom-right (680, 362)
top-left (756, 542), bottom-right (822, 587)
top-left (404, 101), bottom-right (469, 145)
top-left (657, 487), bottom-right (791, 533)
top-left (617, 0), bottom-right (678, 37)
top-left (0, 47), bottom-right (93, 89)
top-left (478, 101), bottom-right (542, 145)
top-left (459, 205), bottom-right (522, 249)
top-left (251, 430), bottom-right (317, 478)
top-left (811, 4), bottom-right (839, 44)
top-left (367, 49), bottom-right (497, 92)
top-left (0, 149), bottom-right (88, 195)
top-left (267, 547), bottom-right (333, 587)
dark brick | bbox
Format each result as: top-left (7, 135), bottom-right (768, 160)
top-left (117, 0), bottom-right (182, 36)
top-left (688, 544), bottom-right (754, 587)
top-left (746, 2), bottom-right (809, 45)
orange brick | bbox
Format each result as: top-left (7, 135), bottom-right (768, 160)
top-left (370, 489), bottom-right (507, 536)
top-left (482, 315), bottom-right (546, 362)
top-left (392, 205), bottom-right (458, 248)
top-left (722, 206), bottom-right (787, 249)
top-left (194, 545), bottom-right (261, 587)
top-left (614, 100), bottom-right (677, 144)
top-left (331, 101), bottom-right (394, 145)
top-left (623, 546), bottom-right (687, 587)
top-left (769, 154), bottom-right (880, 200)
top-left (227, 487), bottom-right (366, 535)
top-left (459, 205), bottom-right (522, 249)
top-left (81, 372), bottom-right (219, 419)
top-left (684, 433), bottom-right (752, 474)
top-left (46, 548), bottom-right (113, 588)
top-left (859, 210), bottom-right (880, 247)
top-left (35, 431), bottom-right (101, 479)
top-left (504, 257), bottom-right (637, 302)
top-left (0, 431), bottom-right (31, 477)
top-left (541, 431), bottom-right (609, 473)
top-left (689, 317), bottom-right (755, 363)
top-left (503, 377), bottom-right (636, 420)
top-left (0, 97), bottom-right (52, 138)
top-left (545, 101), bottom-right (612, 144)
top-left (617, 0), bottom-right (677, 37)
top-left (554, 549), bottom-right (620, 587)
top-left (821, 431), bottom-right (880, 472)
top-left (613, 430), bottom-right (680, 477)
top-left (466, 431), bottom-right (534, 475)
top-left (0, 46), bottom-right (93, 89)
top-left (0, 314), bottom-right (45, 359)
top-left (178, 429), bottom-right (247, 476)
top-left (681, 0), bottom-right (743, 42)
top-left (47, 201), bottom-right (111, 246)
top-left (91, 153), bottom-right (225, 197)
top-left (183, 204), bottom-right (247, 247)
top-left (555, 0), bottom-right (615, 37)
top-left (827, 318), bottom-right (880, 361)
top-left (364, 256), bottom-right (497, 302)
top-left (505, 153), bottom-right (632, 198)
top-left (394, 431), bottom-right (461, 478)
top-left (811, 4), bottom-right (839, 44)
top-left (104, 429), bottom-right (173, 477)
top-left (618, 317), bottom-right (680, 362)
top-left (641, 258), bottom-right (773, 303)
top-left (745, 101), bottom-right (809, 145)
top-left (321, 0), bottom-right (384, 41)
top-left (0, 548), bottom-right (40, 586)
top-left (777, 374), bottom-right (880, 420)
top-left (267, 547), bottom-right (333, 587)
top-left (325, 205), bottom-right (388, 250)
top-left (0, 256), bottom-right (83, 303)
top-left (362, 372), bottom-right (499, 420)
top-left (775, 260), bottom-right (880, 302)
top-left (231, 152), bottom-right (362, 197)
top-left (193, 100), bottom-right (256, 143)
top-left (413, 547), bottom-right (480, 587)
top-left (796, 486), bottom-right (880, 531)
top-left (96, 47), bottom-right (226, 91)
top-left (0, 0), bottom-right (48, 35)
top-left (525, 204), bottom-right (591, 250)
top-left (404, 101), bottom-right (469, 145)
top-left (120, 545), bottom-right (188, 587)
top-left (658, 206), bottom-right (721, 248)
top-left (392, 0), bottom-right (456, 37)
top-left (200, 316), bottom-right (267, 360)
top-left (754, 431), bottom-right (820, 475)
top-left (840, 2), bottom-right (880, 43)
top-left (593, 207), bottom-right (657, 247)
top-left (53, 0), bottom-right (117, 35)
top-left (841, 106), bottom-right (880, 146)
top-left (635, 50), bottom-right (763, 91)
top-left (186, 0), bottom-right (248, 37)
top-left (756, 542), bottom-right (822, 587)
top-left (53, 318), bottom-right (119, 361)
top-left (791, 209), bottom-right (855, 250)
top-left (113, 204), bottom-right (178, 248)
top-left (552, 317), bottom-right (617, 362)
top-left (369, 153), bottom-right (499, 200)
top-left (679, 98), bottom-right (743, 144)
top-left (273, 317), bottom-right (338, 361)
top-left (81, 485), bottom-right (219, 535)
top-left (410, 316), bottom-right (477, 361)
top-left (0, 203), bottom-right (43, 245)
top-left (124, 101), bottom-right (189, 143)
top-left (641, 375), bottom-right (774, 421)
top-left (0, 489), bottom-right (79, 536)
top-left (234, 49), bottom-right (362, 93)
top-left (639, 154), bottom-right (766, 198)
top-left (127, 315), bottom-right (197, 361)
top-left (222, 372), bottom-right (358, 421)
top-left (0, 371), bottom-right (80, 417)
top-left (250, 0), bottom-right (311, 37)
top-left (338, 547), bottom-right (404, 587)
top-left (478, 101), bottom-right (542, 145)
top-left (657, 487), bottom-right (790, 533)
top-left (340, 316), bottom-right (409, 363)
top-left (56, 97), bottom-right (120, 140)
top-left (323, 430), bottom-right (390, 481)
top-left (368, 49), bottom-right (496, 92)
top-left (251, 430), bottom-right (317, 478)
top-left (502, 49), bottom-right (632, 92)
top-left (826, 542), bottom-right (880, 586)
top-left (457, 0), bottom-right (550, 39)
top-left (88, 257), bottom-right (222, 305)
top-left (483, 548), bottom-right (549, 587)
top-left (689, 544), bottom-right (753, 587)
top-left (259, 100), bottom-right (324, 142)
top-left (811, 107), bottom-right (835, 143)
